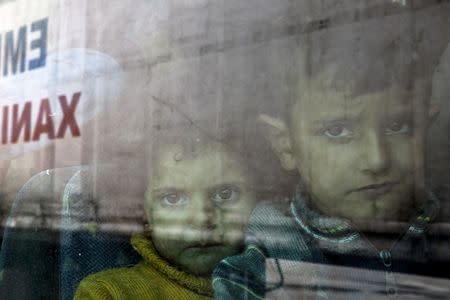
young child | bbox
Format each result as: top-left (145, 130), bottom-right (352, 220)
top-left (74, 99), bottom-right (260, 299)
top-left (213, 2), bottom-right (450, 299)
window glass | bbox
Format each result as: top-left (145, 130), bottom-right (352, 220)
top-left (0, 1), bottom-right (449, 299)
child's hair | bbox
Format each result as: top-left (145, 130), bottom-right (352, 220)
top-left (255, 1), bottom-right (450, 119)
top-left (144, 94), bottom-right (284, 198)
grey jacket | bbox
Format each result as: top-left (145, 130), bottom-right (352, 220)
top-left (212, 187), bottom-right (439, 299)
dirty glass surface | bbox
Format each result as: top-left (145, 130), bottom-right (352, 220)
top-left (0, 1), bottom-right (449, 299)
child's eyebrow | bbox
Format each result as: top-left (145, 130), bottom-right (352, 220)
top-left (152, 181), bottom-right (247, 195)
top-left (309, 107), bottom-right (364, 123)
top-left (207, 181), bottom-right (245, 191)
top-left (388, 106), bottom-right (413, 116)
top-left (151, 187), bottom-right (180, 195)
top-left (311, 116), bottom-right (358, 128)
top-left (312, 117), bottom-right (349, 126)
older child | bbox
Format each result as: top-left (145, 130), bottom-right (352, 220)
top-left (213, 2), bottom-right (450, 299)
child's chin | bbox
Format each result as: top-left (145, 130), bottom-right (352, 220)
top-left (344, 204), bottom-right (411, 225)
top-left (180, 254), bottom-right (224, 276)
top-left (337, 192), bottom-right (413, 221)
top-left (328, 207), bottom-right (394, 226)
top-left (179, 246), bottom-right (236, 274)
top-left (183, 264), bottom-right (215, 277)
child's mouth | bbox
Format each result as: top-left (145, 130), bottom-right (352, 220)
top-left (183, 243), bottom-right (226, 256)
top-left (351, 181), bottom-right (399, 196)
top-left (186, 242), bottom-right (223, 249)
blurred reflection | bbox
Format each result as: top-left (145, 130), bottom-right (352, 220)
top-left (0, 1), bottom-right (449, 300)
top-left (0, 167), bottom-right (82, 300)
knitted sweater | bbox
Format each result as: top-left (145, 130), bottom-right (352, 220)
top-left (74, 234), bottom-right (213, 300)
top-left (213, 186), bottom-right (439, 299)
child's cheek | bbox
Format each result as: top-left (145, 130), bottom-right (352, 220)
top-left (220, 196), bottom-right (256, 247)
top-left (221, 214), bottom-right (246, 247)
top-left (151, 210), bottom-right (190, 240)
top-left (387, 137), bottom-right (416, 173)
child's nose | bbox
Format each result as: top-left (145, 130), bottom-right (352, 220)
top-left (190, 193), bottom-right (217, 230)
top-left (360, 131), bottom-right (390, 174)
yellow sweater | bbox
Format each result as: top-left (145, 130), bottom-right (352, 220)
top-left (74, 234), bottom-right (213, 300)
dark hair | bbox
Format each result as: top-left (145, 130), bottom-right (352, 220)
top-left (282, 4), bottom-right (450, 111)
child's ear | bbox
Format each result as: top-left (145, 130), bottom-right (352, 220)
top-left (428, 103), bottom-right (440, 124)
top-left (258, 114), bottom-right (297, 171)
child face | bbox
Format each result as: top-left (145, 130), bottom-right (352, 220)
top-left (266, 84), bottom-right (432, 223)
top-left (145, 144), bottom-right (256, 276)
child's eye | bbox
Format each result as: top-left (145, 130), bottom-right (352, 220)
top-left (385, 120), bottom-right (411, 135)
top-left (160, 192), bottom-right (188, 206)
top-left (323, 124), bottom-right (353, 139)
top-left (211, 185), bottom-right (240, 204)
